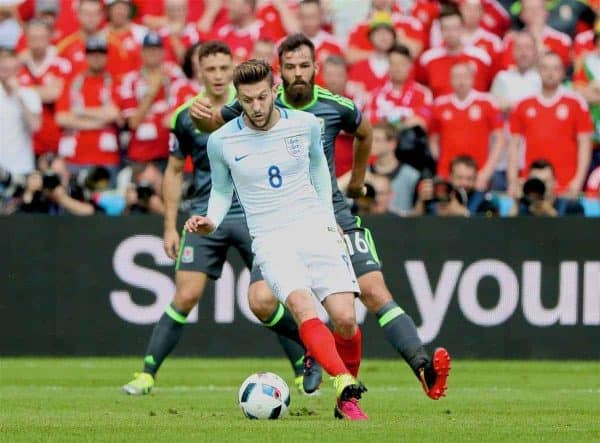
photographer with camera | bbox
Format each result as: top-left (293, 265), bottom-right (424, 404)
top-left (122, 162), bottom-right (165, 215)
top-left (4, 156), bottom-right (107, 215)
top-left (412, 155), bottom-right (499, 217)
top-left (11, 170), bottom-right (49, 213)
top-left (510, 159), bottom-right (584, 216)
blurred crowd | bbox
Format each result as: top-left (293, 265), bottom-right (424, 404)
top-left (1, 0), bottom-right (600, 217)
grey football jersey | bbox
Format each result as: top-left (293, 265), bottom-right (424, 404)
top-left (170, 88), bottom-right (244, 218)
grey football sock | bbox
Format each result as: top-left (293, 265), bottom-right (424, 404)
top-left (142, 303), bottom-right (188, 376)
top-left (376, 301), bottom-right (429, 375)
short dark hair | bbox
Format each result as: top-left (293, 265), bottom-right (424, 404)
top-left (439, 4), bottom-right (462, 22)
top-left (198, 40), bottom-right (232, 62)
top-left (299, 0), bottom-right (320, 6)
top-left (373, 121), bottom-right (397, 140)
top-left (233, 59), bottom-right (274, 89)
top-left (529, 159), bottom-right (556, 175)
top-left (388, 43), bottom-right (412, 60)
top-left (450, 155), bottom-right (477, 172)
top-left (277, 33), bottom-right (315, 62)
top-left (323, 54), bottom-right (347, 68)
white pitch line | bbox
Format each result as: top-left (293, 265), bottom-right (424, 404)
top-left (1, 386), bottom-right (599, 394)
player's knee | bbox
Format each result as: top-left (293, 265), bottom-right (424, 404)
top-left (331, 313), bottom-right (358, 339)
top-left (173, 286), bottom-right (202, 313)
top-left (285, 290), bottom-right (316, 323)
top-left (248, 282), bottom-right (278, 322)
top-left (359, 277), bottom-right (393, 313)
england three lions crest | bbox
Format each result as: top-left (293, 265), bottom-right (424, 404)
top-left (284, 135), bottom-right (308, 158)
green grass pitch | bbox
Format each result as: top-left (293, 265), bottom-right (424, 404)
top-left (1, 358), bottom-right (599, 442)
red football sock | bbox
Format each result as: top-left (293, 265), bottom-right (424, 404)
top-left (299, 318), bottom-right (348, 376)
top-left (333, 328), bottom-right (362, 378)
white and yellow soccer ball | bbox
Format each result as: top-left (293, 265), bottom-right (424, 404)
top-left (238, 372), bottom-right (290, 419)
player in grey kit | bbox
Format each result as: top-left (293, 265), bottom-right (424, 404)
top-left (190, 34), bottom-right (451, 399)
top-left (122, 41), bottom-right (321, 395)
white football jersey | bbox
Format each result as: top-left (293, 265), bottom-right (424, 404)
top-left (205, 107), bottom-right (335, 237)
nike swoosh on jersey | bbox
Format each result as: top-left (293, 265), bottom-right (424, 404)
top-left (235, 153), bottom-right (251, 162)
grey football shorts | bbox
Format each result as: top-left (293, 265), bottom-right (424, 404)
top-left (176, 218), bottom-right (253, 279)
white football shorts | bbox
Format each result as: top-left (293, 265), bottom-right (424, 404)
top-left (252, 219), bottom-right (360, 303)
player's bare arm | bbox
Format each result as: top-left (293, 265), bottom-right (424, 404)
top-left (162, 155), bottom-right (185, 260)
top-left (346, 117), bottom-right (373, 198)
top-left (568, 132), bottom-right (593, 197)
top-left (189, 95), bottom-right (225, 132)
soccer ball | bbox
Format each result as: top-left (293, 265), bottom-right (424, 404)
top-left (238, 372), bottom-right (290, 419)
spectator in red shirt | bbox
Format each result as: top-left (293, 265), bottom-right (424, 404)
top-left (459, 0), bottom-right (503, 75)
top-left (103, 0), bottom-right (146, 74)
top-left (508, 52), bottom-right (593, 197)
top-left (56, 0), bottom-right (129, 78)
top-left (14, 0), bottom-right (65, 53)
top-left (18, 20), bottom-right (72, 156)
top-left (297, 0), bottom-right (343, 86)
top-left (346, 0), bottom-right (427, 63)
top-left (156, 0), bottom-right (202, 65)
top-left (366, 43), bottom-right (433, 129)
top-left (416, 5), bottom-right (493, 97)
top-left (430, 62), bottom-right (505, 189)
top-left (502, 0), bottom-right (572, 69)
top-left (348, 13), bottom-right (395, 95)
top-left (134, 0), bottom-right (221, 32)
top-left (55, 36), bottom-right (122, 177)
top-left (56, 0), bottom-right (105, 73)
top-left (118, 32), bottom-right (181, 168)
top-left (215, 0), bottom-right (278, 63)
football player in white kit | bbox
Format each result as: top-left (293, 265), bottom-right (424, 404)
top-left (184, 60), bottom-right (368, 420)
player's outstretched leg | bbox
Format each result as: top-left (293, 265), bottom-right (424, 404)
top-left (122, 271), bottom-right (207, 395)
top-left (285, 290), bottom-right (367, 420)
top-left (248, 281), bottom-right (323, 394)
top-left (359, 271), bottom-right (451, 400)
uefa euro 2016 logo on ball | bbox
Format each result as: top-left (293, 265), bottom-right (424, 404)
top-left (238, 372), bottom-right (290, 419)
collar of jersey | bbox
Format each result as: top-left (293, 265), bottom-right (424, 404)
top-left (277, 85), bottom-right (318, 110)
